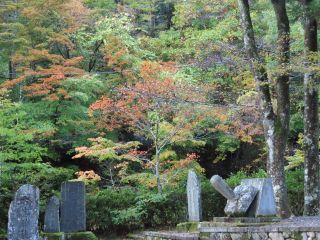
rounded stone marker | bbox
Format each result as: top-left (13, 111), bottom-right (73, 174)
top-left (8, 184), bottom-right (40, 240)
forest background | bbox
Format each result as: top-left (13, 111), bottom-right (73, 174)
top-left (0, 0), bottom-right (319, 236)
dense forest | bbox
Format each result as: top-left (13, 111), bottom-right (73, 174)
top-left (0, 0), bottom-right (319, 236)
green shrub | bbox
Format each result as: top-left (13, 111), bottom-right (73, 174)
top-left (65, 232), bottom-right (98, 240)
top-left (86, 187), bottom-right (138, 233)
top-left (134, 190), bottom-right (187, 228)
top-left (226, 169), bottom-right (267, 187)
top-left (41, 232), bottom-right (64, 240)
top-left (201, 180), bottom-right (225, 218)
top-left (86, 178), bottom-right (225, 234)
top-left (286, 168), bottom-right (304, 216)
top-left (87, 187), bottom-right (187, 233)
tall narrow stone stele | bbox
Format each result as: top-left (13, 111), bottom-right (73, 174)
top-left (187, 170), bottom-right (202, 221)
top-left (8, 184), bottom-right (40, 240)
top-left (60, 181), bottom-right (86, 232)
top-left (44, 196), bottom-right (60, 233)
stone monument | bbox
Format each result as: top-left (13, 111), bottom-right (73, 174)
top-left (44, 196), bottom-right (60, 233)
top-left (60, 181), bottom-right (86, 232)
top-left (7, 184), bottom-right (40, 240)
top-left (241, 178), bottom-right (277, 217)
top-left (210, 175), bottom-right (277, 217)
top-left (187, 170), bottom-right (202, 221)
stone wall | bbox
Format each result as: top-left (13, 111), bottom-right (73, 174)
top-left (200, 231), bottom-right (320, 240)
top-left (139, 217), bottom-right (320, 240)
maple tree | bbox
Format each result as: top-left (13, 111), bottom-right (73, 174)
top-left (89, 60), bottom-right (209, 192)
top-left (1, 50), bottom-right (85, 100)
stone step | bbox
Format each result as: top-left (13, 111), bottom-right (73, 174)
top-left (126, 233), bottom-right (146, 239)
top-left (211, 217), bottom-right (280, 223)
top-left (199, 221), bottom-right (276, 228)
top-left (143, 231), bottom-right (199, 240)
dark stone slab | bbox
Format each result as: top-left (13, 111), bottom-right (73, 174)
top-left (44, 196), bottom-right (60, 233)
top-left (60, 181), bottom-right (86, 232)
top-left (7, 184), bottom-right (40, 240)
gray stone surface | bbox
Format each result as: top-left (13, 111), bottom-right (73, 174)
top-left (144, 231), bottom-right (199, 240)
top-left (210, 175), bottom-right (235, 200)
top-left (8, 184), bottom-right (40, 240)
top-left (60, 181), bottom-right (86, 232)
top-left (187, 170), bottom-right (202, 221)
top-left (44, 196), bottom-right (60, 233)
top-left (224, 185), bottom-right (258, 216)
top-left (144, 217), bottom-right (320, 240)
top-left (251, 233), bottom-right (268, 240)
top-left (241, 178), bottom-right (277, 217)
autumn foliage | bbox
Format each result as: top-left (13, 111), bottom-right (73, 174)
top-left (1, 50), bottom-right (84, 100)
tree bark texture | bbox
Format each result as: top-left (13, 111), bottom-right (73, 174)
top-left (8, 60), bottom-right (16, 80)
top-left (270, 0), bottom-right (291, 218)
top-left (302, 0), bottom-right (319, 216)
top-left (237, 0), bottom-right (291, 218)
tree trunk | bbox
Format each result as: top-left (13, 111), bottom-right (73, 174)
top-left (270, 0), bottom-right (291, 218)
top-left (155, 150), bottom-right (162, 193)
top-left (8, 60), bottom-right (16, 80)
top-left (155, 118), bottom-right (162, 193)
top-left (302, 0), bottom-right (319, 216)
top-left (237, 0), bottom-right (291, 218)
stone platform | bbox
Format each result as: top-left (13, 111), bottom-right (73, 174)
top-left (130, 217), bottom-right (320, 240)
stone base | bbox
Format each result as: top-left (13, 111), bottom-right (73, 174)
top-left (142, 231), bottom-right (199, 240)
top-left (142, 230), bottom-right (320, 240)
top-left (198, 231), bottom-right (320, 240)
top-left (138, 217), bottom-right (320, 240)
top-left (42, 231), bottom-right (97, 240)
top-left (211, 217), bottom-right (280, 223)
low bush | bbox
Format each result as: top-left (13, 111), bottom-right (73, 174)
top-left (86, 187), bottom-right (138, 233)
top-left (87, 179), bottom-right (226, 234)
top-left (286, 168), bottom-right (304, 216)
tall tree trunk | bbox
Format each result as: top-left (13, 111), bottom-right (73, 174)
top-left (8, 60), bottom-right (16, 80)
top-left (237, 0), bottom-right (291, 218)
top-left (270, 0), bottom-right (291, 218)
top-left (155, 118), bottom-right (162, 193)
top-left (302, 0), bottom-right (319, 216)
top-left (155, 150), bottom-right (162, 193)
